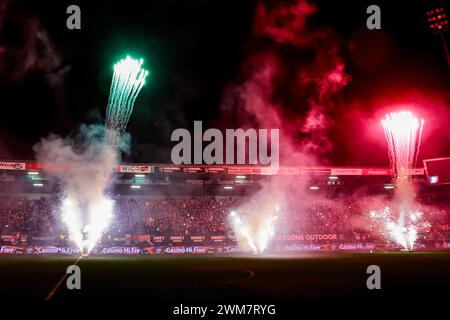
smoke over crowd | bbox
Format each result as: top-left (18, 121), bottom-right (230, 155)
top-left (34, 125), bottom-right (129, 252)
top-left (222, 0), bottom-right (351, 252)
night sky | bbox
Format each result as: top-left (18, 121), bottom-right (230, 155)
top-left (1, 0), bottom-right (449, 166)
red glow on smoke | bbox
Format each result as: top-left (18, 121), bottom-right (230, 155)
top-left (222, 0), bottom-right (350, 163)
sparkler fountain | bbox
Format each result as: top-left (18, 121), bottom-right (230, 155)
top-left (58, 56), bottom-right (149, 254)
top-left (371, 111), bottom-right (428, 250)
top-left (229, 206), bottom-right (280, 255)
top-left (106, 56), bottom-right (149, 144)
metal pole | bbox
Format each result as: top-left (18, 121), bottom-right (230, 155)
top-left (440, 32), bottom-right (450, 68)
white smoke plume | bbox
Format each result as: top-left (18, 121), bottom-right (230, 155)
top-left (33, 125), bottom-right (129, 252)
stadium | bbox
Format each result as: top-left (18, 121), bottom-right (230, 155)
top-left (1, 0), bottom-right (450, 313)
top-left (1, 160), bottom-right (450, 303)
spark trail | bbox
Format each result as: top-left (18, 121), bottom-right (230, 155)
top-left (381, 111), bottom-right (424, 180)
top-left (58, 56), bottom-right (149, 254)
top-left (229, 209), bottom-right (279, 254)
top-left (370, 111), bottom-right (427, 250)
top-left (106, 56), bottom-right (149, 143)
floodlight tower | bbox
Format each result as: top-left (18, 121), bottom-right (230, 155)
top-left (426, 5), bottom-right (450, 67)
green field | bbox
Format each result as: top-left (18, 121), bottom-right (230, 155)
top-left (1, 252), bottom-right (449, 302)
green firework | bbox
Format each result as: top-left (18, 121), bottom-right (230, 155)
top-left (106, 56), bottom-right (149, 134)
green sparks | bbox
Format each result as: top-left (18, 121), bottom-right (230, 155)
top-left (106, 56), bottom-right (150, 135)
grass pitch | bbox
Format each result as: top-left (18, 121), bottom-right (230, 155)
top-left (0, 252), bottom-right (449, 302)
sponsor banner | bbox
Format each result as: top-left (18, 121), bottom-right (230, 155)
top-left (210, 235), bottom-right (225, 242)
top-left (276, 167), bottom-right (300, 175)
top-left (28, 246), bottom-right (80, 255)
top-left (131, 235), bottom-right (152, 243)
top-left (182, 167), bottom-right (204, 173)
top-left (26, 162), bottom-right (71, 172)
top-left (97, 247), bottom-right (142, 255)
top-left (280, 243), bottom-right (377, 252)
top-left (2, 243), bottom-right (450, 255)
top-left (215, 246), bottom-right (241, 254)
top-left (332, 243), bottom-right (376, 251)
top-left (152, 236), bottom-right (165, 243)
top-left (0, 162), bottom-right (25, 170)
top-left (330, 168), bottom-right (363, 176)
top-left (159, 246), bottom-right (214, 255)
top-left (0, 161), bottom-right (427, 176)
top-left (204, 167), bottom-right (227, 174)
top-left (259, 167), bottom-right (279, 175)
top-left (362, 168), bottom-right (424, 176)
top-left (281, 244), bottom-right (326, 252)
top-left (190, 236), bottom-right (205, 243)
top-left (0, 246), bottom-right (24, 254)
top-left (118, 165), bottom-right (152, 173)
top-left (411, 168), bottom-right (425, 175)
top-left (299, 167), bottom-right (330, 175)
top-left (276, 234), bottom-right (338, 241)
top-left (158, 166), bottom-right (183, 173)
top-left (170, 236), bottom-right (184, 243)
top-left (30, 236), bottom-right (55, 241)
top-left (363, 168), bottom-right (391, 176)
top-left (162, 246), bottom-right (185, 254)
top-left (227, 166), bottom-right (262, 175)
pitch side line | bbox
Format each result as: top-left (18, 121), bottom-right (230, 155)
top-left (224, 269), bottom-right (255, 284)
top-left (45, 255), bottom-right (84, 301)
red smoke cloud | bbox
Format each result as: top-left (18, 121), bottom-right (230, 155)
top-left (253, 0), bottom-right (318, 46)
top-left (222, 0), bottom-right (350, 164)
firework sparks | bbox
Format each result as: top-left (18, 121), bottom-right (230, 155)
top-left (370, 111), bottom-right (428, 250)
top-left (106, 56), bottom-right (149, 143)
top-left (85, 198), bottom-right (114, 252)
top-left (229, 208), bottom-right (279, 254)
top-left (61, 197), bottom-right (83, 251)
top-left (381, 111), bottom-right (424, 180)
top-left (369, 206), bottom-right (430, 251)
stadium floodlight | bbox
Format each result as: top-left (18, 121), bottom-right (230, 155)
top-left (33, 183), bottom-right (44, 187)
top-left (130, 185), bottom-right (141, 189)
top-left (426, 6), bottom-right (450, 67)
top-left (427, 7), bottom-right (448, 32)
top-left (224, 186), bottom-right (233, 190)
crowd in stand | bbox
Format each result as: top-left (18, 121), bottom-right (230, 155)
top-left (138, 197), bottom-right (237, 235)
top-left (0, 197), bottom-right (60, 236)
top-left (0, 194), bottom-right (450, 242)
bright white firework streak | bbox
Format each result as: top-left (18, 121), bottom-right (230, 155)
top-left (370, 206), bottom-right (429, 251)
top-left (229, 211), bottom-right (278, 254)
top-left (381, 111), bottom-right (424, 180)
top-left (61, 197), bottom-right (83, 250)
top-left (256, 216), bottom-right (278, 254)
top-left (85, 198), bottom-right (114, 252)
top-left (230, 213), bottom-right (257, 254)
